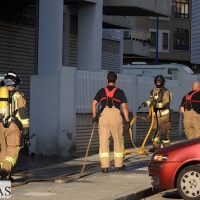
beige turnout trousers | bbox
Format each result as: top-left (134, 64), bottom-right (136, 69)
top-left (183, 109), bottom-right (200, 139)
top-left (0, 122), bottom-right (21, 174)
top-left (99, 106), bottom-right (124, 168)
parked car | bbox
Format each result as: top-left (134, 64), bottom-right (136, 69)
top-left (148, 137), bottom-right (200, 200)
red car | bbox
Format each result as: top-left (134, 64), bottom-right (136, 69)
top-left (148, 137), bottom-right (200, 200)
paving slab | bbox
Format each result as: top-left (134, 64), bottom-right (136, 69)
top-left (10, 138), bottom-right (187, 200)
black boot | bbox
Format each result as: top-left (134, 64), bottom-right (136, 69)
top-left (115, 165), bottom-right (126, 172)
top-left (149, 142), bottom-right (161, 153)
top-left (0, 169), bottom-right (8, 180)
top-left (149, 146), bottom-right (161, 153)
top-left (102, 168), bottom-right (108, 173)
top-left (163, 142), bottom-right (170, 147)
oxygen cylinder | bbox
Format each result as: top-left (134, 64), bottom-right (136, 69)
top-left (0, 86), bottom-right (9, 118)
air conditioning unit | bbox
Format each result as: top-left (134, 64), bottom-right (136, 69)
top-left (124, 30), bottom-right (131, 39)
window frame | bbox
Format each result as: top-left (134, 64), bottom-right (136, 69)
top-left (149, 29), bottom-right (170, 53)
top-left (173, 28), bottom-right (189, 51)
top-left (174, 0), bottom-right (189, 19)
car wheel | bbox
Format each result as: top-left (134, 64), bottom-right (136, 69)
top-left (177, 165), bottom-right (200, 200)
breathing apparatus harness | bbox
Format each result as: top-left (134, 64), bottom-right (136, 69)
top-left (0, 84), bottom-right (14, 128)
top-left (101, 87), bottom-right (120, 101)
top-left (183, 91), bottom-right (200, 111)
top-left (100, 87), bottom-right (120, 107)
top-left (0, 84), bottom-right (33, 147)
top-left (96, 87), bottom-right (121, 117)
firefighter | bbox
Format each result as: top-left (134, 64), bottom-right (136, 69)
top-left (0, 70), bottom-right (30, 180)
top-left (91, 71), bottom-right (130, 173)
top-left (180, 81), bottom-right (200, 139)
top-left (138, 75), bottom-right (172, 152)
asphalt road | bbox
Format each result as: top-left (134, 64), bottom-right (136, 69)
top-left (142, 189), bottom-right (184, 200)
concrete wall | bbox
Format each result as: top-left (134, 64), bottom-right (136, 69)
top-left (29, 67), bottom-right (77, 157)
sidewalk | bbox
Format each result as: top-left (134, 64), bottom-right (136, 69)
top-left (10, 138), bottom-right (186, 200)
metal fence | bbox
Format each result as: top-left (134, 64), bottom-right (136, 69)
top-left (76, 70), bottom-right (200, 134)
top-left (77, 70), bottom-right (200, 112)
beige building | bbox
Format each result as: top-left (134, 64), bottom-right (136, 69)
top-left (123, 0), bottom-right (194, 71)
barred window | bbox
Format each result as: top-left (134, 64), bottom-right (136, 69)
top-left (173, 28), bottom-right (189, 51)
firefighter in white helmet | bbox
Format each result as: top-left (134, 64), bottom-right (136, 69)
top-left (0, 70), bottom-right (30, 180)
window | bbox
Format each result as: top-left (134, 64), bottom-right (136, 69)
top-left (174, 0), bottom-right (189, 19)
top-left (162, 33), bottom-right (168, 50)
top-left (173, 28), bottom-right (189, 51)
top-left (149, 30), bottom-right (169, 52)
top-left (168, 68), bottom-right (178, 74)
top-left (150, 32), bottom-right (156, 49)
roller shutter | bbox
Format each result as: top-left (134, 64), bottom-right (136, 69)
top-left (0, 0), bottom-right (35, 107)
top-left (69, 15), bottom-right (78, 67)
top-left (102, 39), bottom-right (120, 73)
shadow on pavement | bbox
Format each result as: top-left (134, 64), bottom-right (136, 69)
top-left (162, 189), bottom-right (182, 199)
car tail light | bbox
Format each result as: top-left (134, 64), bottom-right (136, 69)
top-left (153, 154), bottom-right (168, 161)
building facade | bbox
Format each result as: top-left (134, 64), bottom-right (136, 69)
top-left (0, 0), bottom-right (172, 156)
top-left (123, 0), bottom-right (193, 71)
top-left (191, 0), bottom-right (200, 71)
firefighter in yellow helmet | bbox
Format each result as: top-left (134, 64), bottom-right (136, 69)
top-left (138, 75), bottom-right (172, 152)
top-left (0, 70), bottom-right (30, 180)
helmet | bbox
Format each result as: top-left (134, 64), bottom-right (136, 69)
top-left (3, 70), bottom-right (21, 87)
top-left (154, 75), bottom-right (165, 86)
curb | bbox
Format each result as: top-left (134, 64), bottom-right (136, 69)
top-left (116, 187), bottom-right (165, 200)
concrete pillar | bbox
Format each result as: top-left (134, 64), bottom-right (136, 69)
top-left (29, 74), bottom-right (59, 156)
top-left (38, 0), bottom-right (63, 75)
top-left (63, 6), bottom-right (72, 66)
top-left (29, 67), bottom-right (77, 157)
top-left (77, 0), bottom-right (103, 71)
top-left (30, 0), bottom-right (77, 157)
top-left (58, 67), bottom-right (77, 157)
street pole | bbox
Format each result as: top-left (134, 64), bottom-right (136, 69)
top-left (156, 16), bottom-right (159, 65)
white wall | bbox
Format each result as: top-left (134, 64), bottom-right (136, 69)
top-left (30, 70), bottom-right (200, 157)
top-left (29, 67), bottom-right (77, 157)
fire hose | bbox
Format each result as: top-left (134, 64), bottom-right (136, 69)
top-left (12, 122), bottom-right (99, 187)
top-left (12, 107), bottom-right (155, 187)
top-left (124, 106), bottom-right (155, 155)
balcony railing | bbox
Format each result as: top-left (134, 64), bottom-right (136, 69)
top-left (124, 29), bottom-right (149, 42)
top-left (173, 44), bottom-right (189, 51)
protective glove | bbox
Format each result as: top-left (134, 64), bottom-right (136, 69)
top-left (92, 116), bottom-right (99, 124)
top-left (137, 102), bottom-right (146, 110)
top-left (149, 100), bottom-right (157, 108)
top-left (124, 120), bottom-right (130, 131)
